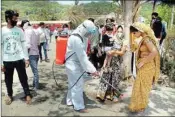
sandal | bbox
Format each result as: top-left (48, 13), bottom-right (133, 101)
top-left (26, 95), bottom-right (32, 105)
top-left (5, 96), bottom-right (13, 105)
top-left (113, 96), bottom-right (119, 103)
top-left (108, 67), bottom-right (113, 72)
top-left (96, 96), bottom-right (105, 103)
top-left (106, 95), bottom-right (113, 101)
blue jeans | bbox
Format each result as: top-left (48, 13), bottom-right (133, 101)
top-left (29, 55), bottom-right (39, 89)
top-left (39, 42), bottom-right (48, 60)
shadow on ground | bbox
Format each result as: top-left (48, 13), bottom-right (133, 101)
top-left (47, 92), bottom-right (100, 116)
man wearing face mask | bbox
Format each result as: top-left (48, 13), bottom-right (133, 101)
top-left (21, 20), bottom-right (40, 90)
top-left (65, 20), bottom-right (99, 113)
top-left (150, 12), bottom-right (158, 29)
top-left (1, 10), bottom-right (32, 105)
top-left (150, 12), bottom-right (163, 41)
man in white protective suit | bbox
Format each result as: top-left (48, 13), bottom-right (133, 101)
top-left (65, 20), bottom-right (99, 113)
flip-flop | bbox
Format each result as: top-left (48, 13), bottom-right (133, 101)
top-left (5, 96), bottom-right (13, 105)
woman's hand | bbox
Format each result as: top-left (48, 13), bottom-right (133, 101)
top-left (137, 61), bottom-right (145, 69)
top-left (107, 50), bottom-right (114, 56)
top-left (91, 71), bottom-right (99, 78)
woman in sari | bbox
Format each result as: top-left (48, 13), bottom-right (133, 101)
top-left (96, 25), bottom-right (127, 102)
top-left (128, 22), bottom-right (160, 112)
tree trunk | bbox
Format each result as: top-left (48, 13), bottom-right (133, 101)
top-left (152, 0), bottom-right (157, 12)
top-left (123, 0), bottom-right (133, 78)
top-left (170, 5), bottom-right (174, 29)
top-left (75, 0), bottom-right (79, 6)
top-left (132, 0), bottom-right (141, 22)
top-left (115, 0), bottom-right (144, 78)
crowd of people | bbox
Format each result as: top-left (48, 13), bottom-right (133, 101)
top-left (1, 9), bottom-right (166, 115)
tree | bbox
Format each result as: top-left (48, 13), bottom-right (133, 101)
top-left (1, 1), bottom-right (67, 21)
top-left (152, 0), bottom-right (175, 29)
top-left (75, 0), bottom-right (79, 5)
top-left (112, 0), bottom-right (156, 78)
top-left (65, 4), bottom-right (86, 28)
top-left (112, 0), bottom-right (148, 77)
top-left (170, 5), bottom-right (174, 29)
top-left (152, 0), bottom-right (158, 12)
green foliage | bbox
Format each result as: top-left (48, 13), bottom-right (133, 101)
top-left (161, 58), bottom-right (175, 82)
top-left (161, 28), bottom-right (175, 82)
top-left (156, 4), bottom-right (173, 26)
top-left (82, 1), bottom-right (117, 16)
top-left (66, 5), bottom-right (86, 28)
top-left (140, 2), bottom-right (174, 29)
top-left (140, 2), bottom-right (153, 22)
top-left (1, 1), bottom-right (68, 22)
top-left (1, 1), bottom-right (118, 27)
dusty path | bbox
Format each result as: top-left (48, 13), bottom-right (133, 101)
top-left (2, 40), bottom-right (175, 116)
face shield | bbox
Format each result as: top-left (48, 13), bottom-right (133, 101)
top-left (82, 21), bottom-right (96, 40)
top-left (85, 28), bottom-right (96, 39)
top-left (72, 20), bottom-right (97, 41)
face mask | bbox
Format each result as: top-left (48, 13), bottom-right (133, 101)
top-left (23, 22), bottom-right (29, 30)
top-left (118, 33), bottom-right (123, 37)
top-left (87, 28), bottom-right (96, 35)
top-left (11, 20), bottom-right (17, 27)
top-left (107, 32), bottom-right (113, 38)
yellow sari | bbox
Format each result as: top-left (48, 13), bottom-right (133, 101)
top-left (128, 22), bottom-right (160, 112)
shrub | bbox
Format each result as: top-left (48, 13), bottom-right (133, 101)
top-left (161, 26), bottom-right (175, 82)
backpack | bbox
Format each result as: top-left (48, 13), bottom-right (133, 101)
top-left (63, 33), bottom-right (83, 64)
top-left (55, 33), bottom-right (83, 65)
top-left (161, 23), bottom-right (167, 40)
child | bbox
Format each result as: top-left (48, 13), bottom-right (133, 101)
top-left (102, 25), bottom-right (124, 73)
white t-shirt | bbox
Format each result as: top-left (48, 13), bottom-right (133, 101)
top-left (1, 26), bottom-right (29, 64)
top-left (45, 28), bottom-right (51, 40)
top-left (37, 27), bottom-right (46, 43)
top-left (24, 27), bottom-right (40, 56)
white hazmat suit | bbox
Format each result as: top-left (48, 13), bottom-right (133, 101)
top-left (65, 20), bottom-right (97, 110)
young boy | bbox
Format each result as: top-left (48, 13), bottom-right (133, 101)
top-left (1, 10), bottom-right (32, 105)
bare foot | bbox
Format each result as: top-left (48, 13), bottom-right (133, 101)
top-left (26, 96), bottom-right (32, 105)
top-left (5, 96), bottom-right (13, 105)
top-left (113, 97), bottom-right (119, 103)
top-left (119, 94), bottom-right (125, 101)
top-left (136, 109), bottom-right (145, 116)
top-left (76, 109), bottom-right (88, 113)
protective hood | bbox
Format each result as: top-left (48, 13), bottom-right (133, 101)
top-left (72, 20), bottom-right (96, 41)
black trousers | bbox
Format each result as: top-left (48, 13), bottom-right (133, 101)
top-left (89, 47), bottom-right (98, 69)
top-left (3, 60), bottom-right (31, 97)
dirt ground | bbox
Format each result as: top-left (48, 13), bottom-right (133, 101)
top-left (1, 40), bottom-right (175, 116)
